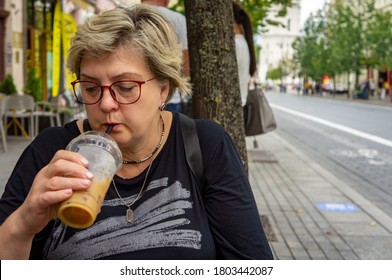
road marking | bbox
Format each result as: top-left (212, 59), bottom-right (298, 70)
top-left (329, 149), bottom-right (392, 165)
top-left (271, 103), bottom-right (392, 148)
top-left (317, 202), bottom-right (359, 212)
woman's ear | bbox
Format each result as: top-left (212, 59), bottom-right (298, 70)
top-left (159, 80), bottom-right (170, 104)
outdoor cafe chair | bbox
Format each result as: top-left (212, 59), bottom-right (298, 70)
top-left (2, 94), bottom-right (35, 140)
top-left (34, 95), bottom-right (62, 136)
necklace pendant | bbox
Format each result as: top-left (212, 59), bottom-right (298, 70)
top-left (126, 208), bottom-right (133, 223)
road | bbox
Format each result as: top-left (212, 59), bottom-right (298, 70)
top-left (265, 91), bottom-right (392, 217)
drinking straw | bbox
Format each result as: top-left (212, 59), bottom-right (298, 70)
top-left (105, 124), bottom-right (114, 134)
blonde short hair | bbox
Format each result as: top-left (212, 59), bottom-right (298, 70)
top-left (66, 4), bottom-right (191, 101)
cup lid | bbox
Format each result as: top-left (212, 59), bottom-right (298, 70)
top-left (67, 131), bottom-right (123, 170)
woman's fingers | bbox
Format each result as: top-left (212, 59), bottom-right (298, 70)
top-left (45, 150), bottom-right (93, 181)
top-left (12, 149), bottom-right (95, 236)
top-left (38, 188), bottom-right (73, 209)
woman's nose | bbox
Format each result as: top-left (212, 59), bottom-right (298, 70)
top-left (100, 87), bottom-right (119, 110)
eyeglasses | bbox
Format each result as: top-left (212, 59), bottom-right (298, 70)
top-left (71, 78), bottom-right (155, 105)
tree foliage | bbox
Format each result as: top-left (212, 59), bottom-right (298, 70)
top-left (293, 0), bottom-right (392, 94)
top-left (266, 65), bottom-right (283, 80)
top-left (23, 67), bottom-right (42, 102)
top-left (237, 0), bottom-right (292, 33)
top-left (0, 74), bottom-right (17, 95)
top-left (366, 9), bottom-right (392, 70)
top-left (172, 0), bottom-right (292, 34)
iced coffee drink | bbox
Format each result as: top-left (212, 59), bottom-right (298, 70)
top-left (58, 131), bottom-right (122, 229)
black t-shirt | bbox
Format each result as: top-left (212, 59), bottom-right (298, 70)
top-left (0, 113), bottom-right (273, 259)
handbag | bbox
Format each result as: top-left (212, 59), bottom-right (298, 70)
top-left (243, 85), bottom-right (277, 136)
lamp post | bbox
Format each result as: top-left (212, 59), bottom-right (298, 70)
top-left (278, 42), bottom-right (285, 92)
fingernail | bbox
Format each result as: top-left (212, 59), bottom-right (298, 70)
top-left (85, 171), bottom-right (94, 179)
top-left (81, 179), bottom-right (91, 186)
top-left (64, 189), bottom-right (72, 195)
top-left (81, 157), bottom-right (89, 165)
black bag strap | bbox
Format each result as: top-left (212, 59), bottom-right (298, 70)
top-left (179, 113), bottom-right (204, 193)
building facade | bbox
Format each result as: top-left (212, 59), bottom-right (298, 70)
top-left (0, 0), bottom-right (23, 94)
top-left (258, 0), bottom-right (301, 85)
top-left (0, 0), bottom-right (134, 100)
top-left (0, 1), bottom-right (8, 82)
top-left (375, 0), bottom-right (392, 9)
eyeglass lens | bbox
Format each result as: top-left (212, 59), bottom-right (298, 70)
top-left (73, 81), bottom-right (142, 104)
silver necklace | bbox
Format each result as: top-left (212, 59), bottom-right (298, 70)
top-left (112, 158), bottom-right (153, 223)
top-left (112, 116), bottom-right (163, 223)
top-left (122, 116), bottom-right (165, 164)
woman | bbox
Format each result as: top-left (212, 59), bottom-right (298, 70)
top-left (0, 5), bottom-right (273, 260)
top-left (233, 1), bottom-right (257, 106)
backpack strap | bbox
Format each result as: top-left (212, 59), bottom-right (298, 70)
top-left (179, 113), bottom-right (204, 193)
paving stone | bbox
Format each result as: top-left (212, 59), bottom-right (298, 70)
top-left (306, 248), bottom-right (327, 259)
top-left (334, 222), bottom-right (390, 236)
top-left (248, 129), bottom-right (392, 259)
top-left (291, 248), bottom-right (310, 260)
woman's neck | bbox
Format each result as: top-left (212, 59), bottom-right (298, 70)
top-left (233, 23), bottom-right (243, 35)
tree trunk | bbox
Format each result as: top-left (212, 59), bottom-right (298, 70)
top-left (184, 0), bottom-right (248, 169)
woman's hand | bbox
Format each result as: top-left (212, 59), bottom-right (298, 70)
top-left (16, 149), bottom-right (93, 236)
top-left (0, 149), bottom-right (94, 259)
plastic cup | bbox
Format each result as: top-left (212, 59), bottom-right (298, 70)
top-left (58, 131), bottom-right (122, 229)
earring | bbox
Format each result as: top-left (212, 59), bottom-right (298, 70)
top-left (159, 102), bottom-right (165, 111)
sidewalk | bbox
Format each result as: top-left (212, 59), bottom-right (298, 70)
top-left (246, 92), bottom-right (392, 259)
top-left (1, 108), bottom-right (392, 259)
top-left (0, 138), bottom-right (30, 193)
top-left (247, 129), bottom-right (392, 260)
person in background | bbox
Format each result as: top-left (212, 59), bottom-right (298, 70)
top-left (142, 0), bottom-right (189, 113)
top-left (369, 78), bottom-right (375, 97)
top-left (361, 79), bottom-right (369, 99)
top-left (379, 78), bottom-right (385, 99)
top-left (233, 1), bottom-right (257, 107)
top-left (0, 5), bottom-right (273, 260)
top-left (384, 80), bottom-right (390, 99)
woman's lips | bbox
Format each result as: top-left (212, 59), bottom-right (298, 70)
top-left (104, 123), bottom-right (119, 133)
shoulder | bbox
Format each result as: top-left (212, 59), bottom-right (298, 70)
top-left (35, 119), bottom-right (80, 141)
top-left (30, 120), bottom-right (81, 156)
top-left (195, 118), bottom-right (226, 142)
top-left (235, 34), bottom-right (248, 50)
top-left (175, 113), bottom-right (226, 141)
top-left (155, 7), bottom-right (187, 35)
top-left (193, 118), bottom-right (237, 161)
top-left (156, 6), bottom-right (186, 21)
top-left (235, 34), bottom-right (246, 44)
top-left (173, 112), bottom-right (237, 161)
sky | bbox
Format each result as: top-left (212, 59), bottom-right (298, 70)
top-left (300, 0), bottom-right (328, 28)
